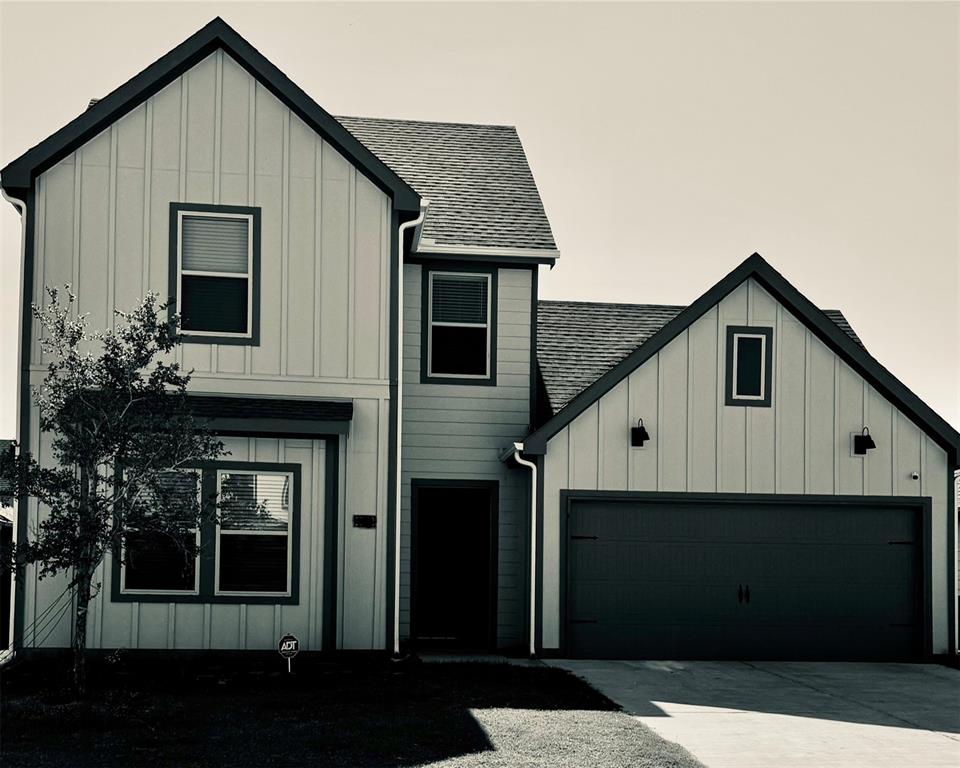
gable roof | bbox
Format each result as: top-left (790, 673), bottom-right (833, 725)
top-left (0, 18), bottom-right (420, 214)
top-left (523, 253), bottom-right (960, 465)
top-left (537, 300), bottom-right (862, 416)
top-left (336, 116), bottom-right (558, 258)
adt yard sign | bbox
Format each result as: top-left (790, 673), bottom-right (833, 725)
top-left (278, 633), bottom-right (299, 673)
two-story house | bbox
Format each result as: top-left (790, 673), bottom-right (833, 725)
top-left (3, 18), bottom-right (957, 661)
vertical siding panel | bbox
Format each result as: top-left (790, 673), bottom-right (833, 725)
top-left (865, 385), bottom-right (894, 495)
top-left (251, 82), bottom-right (283, 374)
top-left (658, 332), bottom-right (688, 491)
top-left (106, 125), bottom-right (118, 324)
top-left (599, 380), bottom-right (629, 489)
top-left (184, 54), bottom-right (216, 201)
top-left (279, 110), bottom-right (291, 376)
top-left (319, 142), bottom-right (350, 377)
top-left (286, 116), bottom-right (317, 377)
top-left (836, 362), bottom-right (864, 494)
top-left (747, 281), bottom-right (776, 492)
top-left (341, 399), bottom-right (379, 648)
top-left (894, 411), bottom-right (922, 496)
top-left (569, 403), bottom-right (600, 489)
top-left (115, 103), bottom-right (146, 312)
top-left (40, 161), bottom-right (75, 339)
top-left (541, 429), bottom-right (569, 649)
top-left (347, 169), bottom-right (357, 378)
top-left (687, 308), bottom-right (718, 491)
top-left (78, 134), bottom-right (110, 332)
top-left (627, 360), bottom-right (658, 490)
top-left (353, 176), bottom-right (384, 379)
top-left (805, 335), bottom-right (836, 493)
top-left (717, 282), bottom-right (747, 492)
top-left (776, 308), bottom-right (806, 493)
top-left (313, 138), bottom-right (323, 378)
top-left (148, 79), bottom-right (180, 297)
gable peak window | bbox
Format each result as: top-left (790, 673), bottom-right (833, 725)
top-left (171, 203), bottom-right (260, 343)
top-left (426, 270), bottom-right (495, 381)
top-left (725, 325), bottom-right (773, 407)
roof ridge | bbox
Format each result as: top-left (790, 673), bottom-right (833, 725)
top-left (336, 114), bottom-right (517, 131)
top-left (539, 299), bottom-right (685, 310)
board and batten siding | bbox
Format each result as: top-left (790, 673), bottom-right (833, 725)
top-left (541, 278), bottom-right (953, 653)
top-left (401, 264), bottom-right (534, 649)
top-left (22, 50), bottom-right (393, 650)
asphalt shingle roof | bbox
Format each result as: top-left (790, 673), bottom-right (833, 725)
top-left (335, 116), bottom-right (557, 253)
top-left (537, 300), bottom-right (863, 415)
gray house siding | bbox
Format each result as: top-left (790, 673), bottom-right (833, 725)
top-left (540, 278), bottom-right (953, 653)
top-left (400, 263), bottom-right (534, 648)
top-left (19, 50), bottom-right (393, 651)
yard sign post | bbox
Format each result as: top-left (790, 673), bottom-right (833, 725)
top-left (278, 633), bottom-right (299, 674)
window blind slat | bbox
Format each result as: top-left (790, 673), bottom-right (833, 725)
top-left (181, 215), bottom-right (250, 273)
top-left (220, 473), bottom-right (290, 531)
top-left (432, 274), bottom-right (488, 324)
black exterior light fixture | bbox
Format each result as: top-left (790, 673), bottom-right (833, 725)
top-left (853, 426), bottom-right (876, 455)
top-left (631, 418), bottom-right (651, 448)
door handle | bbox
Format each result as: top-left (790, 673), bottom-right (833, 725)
top-left (738, 584), bottom-right (743, 604)
top-left (744, 585), bottom-right (750, 604)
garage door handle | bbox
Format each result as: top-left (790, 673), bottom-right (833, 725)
top-left (571, 535), bottom-right (599, 540)
top-left (738, 584), bottom-right (743, 604)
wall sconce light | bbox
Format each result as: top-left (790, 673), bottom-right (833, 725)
top-left (631, 418), bottom-right (651, 448)
top-left (853, 427), bottom-right (876, 455)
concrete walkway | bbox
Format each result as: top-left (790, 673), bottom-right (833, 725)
top-left (548, 660), bottom-right (960, 767)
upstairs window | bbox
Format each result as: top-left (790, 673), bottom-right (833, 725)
top-left (725, 326), bottom-right (773, 407)
top-left (171, 203), bottom-right (260, 343)
top-left (425, 270), bottom-right (495, 383)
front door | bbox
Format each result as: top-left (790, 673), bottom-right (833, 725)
top-left (411, 482), bottom-right (497, 649)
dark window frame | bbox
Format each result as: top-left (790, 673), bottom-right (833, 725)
top-left (168, 202), bottom-right (262, 346)
top-left (420, 265), bottom-right (498, 386)
top-left (112, 460), bottom-right (302, 605)
top-left (725, 325), bottom-right (773, 407)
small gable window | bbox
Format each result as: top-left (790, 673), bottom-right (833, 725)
top-left (171, 203), bottom-right (260, 343)
top-left (424, 270), bottom-right (496, 383)
top-left (725, 326), bottom-right (773, 407)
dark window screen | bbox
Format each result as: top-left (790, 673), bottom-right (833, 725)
top-left (181, 275), bottom-right (248, 334)
top-left (431, 325), bottom-right (488, 376)
top-left (219, 535), bottom-right (288, 593)
top-left (124, 531), bottom-right (197, 591)
top-left (735, 336), bottom-right (764, 397)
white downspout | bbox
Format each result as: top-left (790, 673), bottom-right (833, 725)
top-left (393, 202), bottom-right (427, 657)
top-left (1, 186), bottom-right (28, 665)
top-left (511, 442), bottom-right (538, 658)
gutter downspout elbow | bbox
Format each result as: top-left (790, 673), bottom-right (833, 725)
top-left (393, 201), bottom-right (428, 658)
top-left (1, 186), bottom-right (27, 667)
top-left (511, 442), bottom-right (538, 659)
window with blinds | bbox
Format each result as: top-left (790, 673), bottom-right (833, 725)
top-left (176, 209), bottom-right (255, 337)
top-left (427, 271), bottom-right (493, 378)
top-left (121, 470), bottom-right (201, 594)
top-left (216, 470), bottom-right (293, 595)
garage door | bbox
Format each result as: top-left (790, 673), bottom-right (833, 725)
top-left (565, 497), bottom-right (923, 660)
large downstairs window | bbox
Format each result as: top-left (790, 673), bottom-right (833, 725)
top-left (170, 203), bottom-right (261, 343)
top-left (424, 269), bottom-right (496, 383)
top-left (116, 462), bottom-right (300, 603)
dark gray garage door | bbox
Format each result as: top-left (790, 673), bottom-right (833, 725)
top-left (565, 497), bottom-right (923, 660)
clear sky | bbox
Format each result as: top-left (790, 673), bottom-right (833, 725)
top-left (1, 1), bottom-right (957, 436)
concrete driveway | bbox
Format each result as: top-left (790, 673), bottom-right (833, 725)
top-left (548, 660), bottom-right (960, 767)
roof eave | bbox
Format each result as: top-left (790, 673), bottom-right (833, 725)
top-left (525, 253), bottom-right (960, 465)
top-left (0, 17), bottom-right (420, 213)
top-left (412, 242), bottom-right (559, 266)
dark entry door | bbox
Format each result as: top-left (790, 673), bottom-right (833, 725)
top-left (412, 483), bottom-right (497, 649)
top-left (566, 497), bottom-right (923, 660)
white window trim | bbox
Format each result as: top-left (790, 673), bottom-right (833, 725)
top-left (731, 332), bottom-right (768, 401)
top-left (426, 271), bottom-right (492, 379)
top-left (119, 469), bottom-right (202, 596)
top-left (214, 468), bottom-right (294, 598)
top-left (177, 209), bottom-right (255, 339)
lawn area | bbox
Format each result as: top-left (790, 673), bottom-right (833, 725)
top-left (0, 655), bottom-right (702, 767)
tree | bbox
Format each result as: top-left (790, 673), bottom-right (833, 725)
top-left (0, 287), bottom-right (224, 694)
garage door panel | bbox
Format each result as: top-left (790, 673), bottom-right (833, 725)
top-left (565, 498), bottom-right (922, 660)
